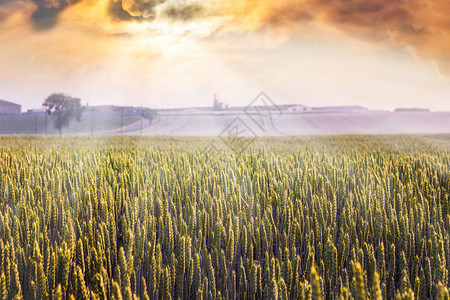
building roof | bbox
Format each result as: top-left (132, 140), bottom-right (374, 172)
top-left (310, 105), bottom-right (369, 112)
top-left (0, 99), bottom-right (21, 107)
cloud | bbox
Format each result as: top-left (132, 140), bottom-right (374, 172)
top-left (122, 0), bottom-right (164, 18)
top-left (221, 0), bottom-right (450, 75)
top-left (108, 0), bottom-right (165, 20)
top-left (0, 0), bottom-right (450, 75)
top-left (0, 0), bottom-right (82, 29)
top-left (0, 1), bottom-right (25, 23)
top-left (161, 2), bottom-right (204, 21)
top-left (108, 0), bottom-right (142, 21)
top-left (31, 4), bottom-right (64, 29)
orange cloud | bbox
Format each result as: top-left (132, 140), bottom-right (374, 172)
top-left (224, 0), bottom-right (450, 75)
top-left (0, 0), bottom-right (450, 75)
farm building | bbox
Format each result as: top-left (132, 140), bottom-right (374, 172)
top-left (284, 104), bottom-right (312, 112)
top-left (0, 99), bottom-right (21, 115)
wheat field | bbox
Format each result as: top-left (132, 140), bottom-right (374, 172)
top-left (0, 135), bottom-right (449, 299)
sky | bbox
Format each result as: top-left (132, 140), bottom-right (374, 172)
top-left (0, 0), bottom-right (450, 111)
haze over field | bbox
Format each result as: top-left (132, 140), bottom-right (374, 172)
top-left (139, 111), bottom-right (450, 136)
top-left (0, 0), bottom-right (450, 111)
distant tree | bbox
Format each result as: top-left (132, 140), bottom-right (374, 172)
top-left (141, 108), bottom-right (156, 124)
top-left (43, 93), bottom-right (85, 135)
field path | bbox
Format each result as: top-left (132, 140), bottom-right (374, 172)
top-left (101, 117), bottom-right (150, 134)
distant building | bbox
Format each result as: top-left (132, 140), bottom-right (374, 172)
top-left (213, 94), bottom-right (225, 110)
top-left (25, 108), bottom-right (46, 115)
top-left (311, 105), bottom-right (370, 113)
top-left (395, 108), bottom-right (430, 113)
top-left (284, 104), bottom-right (311, 112)
top-left (0, 99), bottom-right (21, 115)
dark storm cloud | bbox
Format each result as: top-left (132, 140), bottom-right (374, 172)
top-left (31, 2), bottom-right (66, 29)
top-left (108, 0), bottom-right (140, 21)
top-left (30, 0), bottom-right (84, 30)
top-left (108, 0), bottom-right (205, 23)
top-left (111, 0), bottom-right (164, 19)
top-left (0, 0), bottom-right (80, 29)
top-left (162, 2), bottom-right (204, 21)
top-left (0, 0), bottom-right (203, 28)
